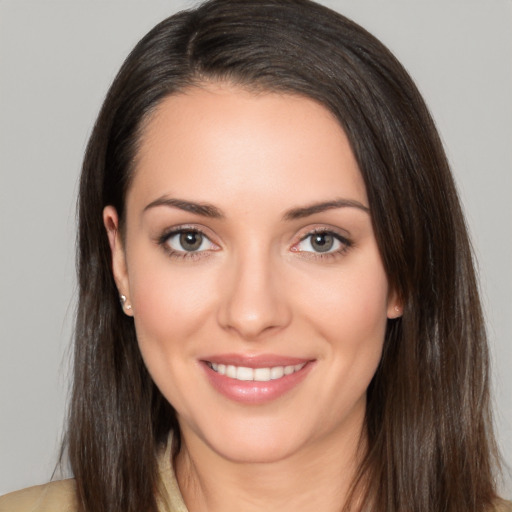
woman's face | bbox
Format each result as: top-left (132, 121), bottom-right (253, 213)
top-left (105, 84), bottom-right (400, 463)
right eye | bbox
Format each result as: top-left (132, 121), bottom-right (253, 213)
top-left (163, 229), bottom-right (217, 254)
top-left (295, 232), bottom-right (341, 253)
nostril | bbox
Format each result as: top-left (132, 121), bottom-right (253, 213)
top-left (216, 254), bottom-right (292, 339)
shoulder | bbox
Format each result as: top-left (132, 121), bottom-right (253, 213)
top-left (494, 499), bottom-right (512, 512)
top-left (0, 480), bottom-right (77, 512)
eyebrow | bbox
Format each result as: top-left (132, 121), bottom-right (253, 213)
top-left (283, 199), bottom-right (370, 220)
top-left (143, 196), bottom-right (369, 220)
top-left (143, 196), bottom-right (224, 218)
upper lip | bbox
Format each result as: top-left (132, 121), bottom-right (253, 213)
top-left (202, 353), bottom-right (313, 368)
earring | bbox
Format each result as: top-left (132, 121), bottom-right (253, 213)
top-left (394, 305), bottom-right (400, 313)
top-left (120, 294), bottom-right (132, 311)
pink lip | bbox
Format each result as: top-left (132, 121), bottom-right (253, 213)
top-left (200, 354), bottom-right (315, 405)
top-left (203, 353), bottom-right (310, 368)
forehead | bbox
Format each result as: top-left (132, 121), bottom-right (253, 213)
top-left (129, 83), bottom-right (367, 210)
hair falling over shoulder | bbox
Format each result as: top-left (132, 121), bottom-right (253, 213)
top-left (68, 1), bottom-right (503, 511)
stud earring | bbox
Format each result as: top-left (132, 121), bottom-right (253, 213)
top-left (394, 305), bottom-right (400, 313)
top-left (120, 294), bottom-right (132, 311)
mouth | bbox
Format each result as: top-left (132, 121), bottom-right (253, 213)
top-left (206, 362), bottom-right (307, 382)
top-left (201, 355), bottom-right (314, 404)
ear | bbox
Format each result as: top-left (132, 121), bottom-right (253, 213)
top-left (386, 288), bottom-right (403, 319)
top-left (103, 205), bottom-right (133, 316)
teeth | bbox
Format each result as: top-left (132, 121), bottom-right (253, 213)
top-left (209, 362), bottom-right (306, 381)
top-left (254, 367), bottom-right (271, 381)
top-left (236, 366), bottom-right (254, 381)
top-left (284, 365), bottom-right (295, 375)
top-left (270, 366), bottom-right (284, 380)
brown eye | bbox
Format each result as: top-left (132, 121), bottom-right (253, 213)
top-left (310, 233), bottom-right (335, 252)
top-left (163, 229), bottom-right (216, 254)
top-left (179, 231), bottom-right (203, 251)
top-left (294, 230), bottom-right (351, 256)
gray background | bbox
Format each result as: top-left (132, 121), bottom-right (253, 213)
top-left (1, 0), bottom-right (511, 497)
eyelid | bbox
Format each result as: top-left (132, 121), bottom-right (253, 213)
top-left (157, 224), bottom-right (220, 258)
top-left (293, 225), bottom-right (351, 244)
top-left (157, 224), bottom-right (216, 243)
top-left (167, 231), bottom-right (216, 252)
top-left (290, 226), bottom-right (353, 257)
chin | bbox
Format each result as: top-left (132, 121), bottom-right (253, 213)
top-left (210, 435), bottom-right (303, 464)
top-left (185, 412), bottom-right (312, 464)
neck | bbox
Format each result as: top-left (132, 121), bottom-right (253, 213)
top-left (175, 424), bottom-right (366, 512)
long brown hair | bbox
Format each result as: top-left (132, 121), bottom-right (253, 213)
top-left (70, 1), bottom-right (501, 511)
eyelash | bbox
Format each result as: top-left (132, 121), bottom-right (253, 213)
top-left (157, 226), bottom-right (353, 261)
top-left (158, 226), bottom-right (218, 261)
top-left (292, 228), bottom-right (353, 260)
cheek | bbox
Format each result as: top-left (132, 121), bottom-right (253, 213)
top-left (296, 252), bottom-right (390, 382)
top-left (302, 257), bottom-right (389, 337)
top-left (127, 252), bottom-right (218, 356)
top-left (126, 255), bottom-right (220, 408)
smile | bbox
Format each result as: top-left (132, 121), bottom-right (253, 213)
top-left (202, 357), bottom-right (313, 404)
top-left (207, 362), bottom-right (306, 382)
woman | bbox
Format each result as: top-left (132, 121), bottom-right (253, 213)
top-left (1, 0), bottom-right (509, 511)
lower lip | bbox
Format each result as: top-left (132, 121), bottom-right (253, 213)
top-left (201, 361), bottom-right (314, 404)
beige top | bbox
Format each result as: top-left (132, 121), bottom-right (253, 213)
top-left (1, 445), bottom-right (511, 512)
top-left (0, 440), bottom-right (188, 512)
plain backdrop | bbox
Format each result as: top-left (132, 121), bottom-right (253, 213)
top-left (1, 0), bottom-right (511, 497)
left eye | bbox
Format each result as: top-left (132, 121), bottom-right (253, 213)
top-left (165, 230), bottom-right (215, 252)
top-left (295, 232), bottom-right (344, 253)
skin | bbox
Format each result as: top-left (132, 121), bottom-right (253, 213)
top-left (104, 83), bottom-right (401, 512)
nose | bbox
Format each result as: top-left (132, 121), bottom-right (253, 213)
top-left (217, 247), bottom-right (292, 340)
